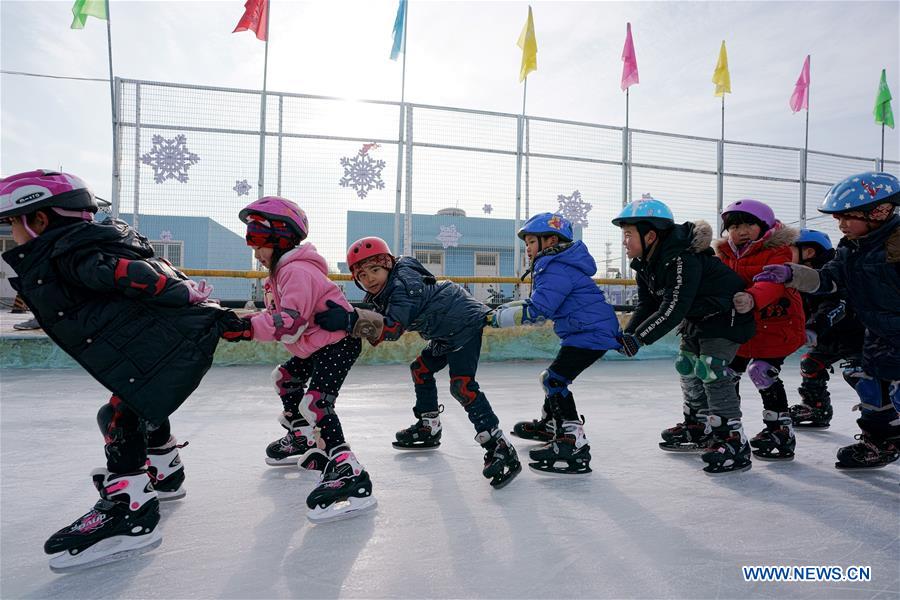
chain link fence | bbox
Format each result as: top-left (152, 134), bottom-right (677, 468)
top-left (113, 77), bottom-right (899, 303)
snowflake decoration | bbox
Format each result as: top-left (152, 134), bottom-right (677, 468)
top-left (483, 204), bottom-right (493, 214)
top-left (140, 134), bottom-right (200, 184)
top-left (339, 143), bottom-right (386, 199)
top-left (436, 225), bottom-right (462, 249)
top-left (557, 190), bottom-right (592, 227)
top-left (233, 179), bottom-right (252, 197)
top-left (159, 230), bottom-right (174, 242)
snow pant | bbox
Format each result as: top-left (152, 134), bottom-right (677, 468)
top-left (271, 336), bottom-right (362, 452)
top-left (97, 395), bottom-right (171, 473)
top-left (678, 334), bottom-right (742, 421)
top-left (540, 346), bottom-right (607, 422)
top-left (410, 328), bottom-right (499, 433)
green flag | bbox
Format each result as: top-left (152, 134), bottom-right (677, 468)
top-left (874, 69), bottom-right (895, 129)
top-left (71, 0), bottom-right (108, 29)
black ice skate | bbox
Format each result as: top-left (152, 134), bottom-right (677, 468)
top-left (393, 407), bottom-right (443, 450)
top-left (147, 436), bottom-right (187, 500)
top-left (790, 385), bottom-right (833, 428)
top-left (266, 413), bottom-right (324, 467)
top-left (306, 448), bottom-right (377, 523)
top-left (476, 428), bottom-right (521, 488)
top-left (528, 419), bottom-right (592, 475)
top-left (44, 468), bottom-right (161, 573)
top-left (835, 419), bottom-right (900, 470)
top-left (700, 416), bottom-right (752, 475)
top-left (511, 410), bottom-right (556, 442)
top-left (659, 404), bottom-right (712, 452)
top-left (750, 410), bottom-right (796, 461)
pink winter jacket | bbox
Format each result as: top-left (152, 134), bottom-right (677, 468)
top-left (250, 243), bottom-right (350, 358)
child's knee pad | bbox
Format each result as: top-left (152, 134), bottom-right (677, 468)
top-left (694, 355), bottom-right (733, 384)
top-left (410, 356), bottom-right (435, 385)
top-left (270, 365), bottom-right (294, 396)
top-left (298, 390), bottom-right (337, 425)
top-left (674, 351), bottom-right (697, 377)
top-left (748, 359), bottom-right (781, 390)
top-left (852, 375), bottom-right (897, 418)
top-left (539, 368), bottom-right (571, 397)
top-left (450, 375), bottom-right (480, 407)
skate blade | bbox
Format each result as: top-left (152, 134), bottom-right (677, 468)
top-left (658, 443), bottom-right (706, 453)
top-left (266, 456), bottom-right (304, 466)
top-left (528, 462), bottom-right (592, 475)
top-left (702, 462), bottom-right (752, 476)
top-left (157, 487), bottom-right (186, 501)
top-left (751, 451), bottom-right (795, 462)
top-left (391, 442), bottom-right (441, 452)
top-left (489, 463), bottom-right (522, 489)
top-left (835, 461), bottom-right (897, 471)
top-left (48, 530), bottom-right (162, 573)
top-left (794, 423), bottom-right (831, 429)
top-left (510, 431), bottom-right (554, 443)
top-left (307, 496), bottom-right (377, 524)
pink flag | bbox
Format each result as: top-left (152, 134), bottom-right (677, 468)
top-left (621, 22), bottom-right (639, 91)
top-left (789, 55), bottom-right (810, 113)
top-left (233, 0), bottom-right (268, 41)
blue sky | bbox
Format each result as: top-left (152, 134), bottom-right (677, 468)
top-left (2, 0), bottom-right (899, 200)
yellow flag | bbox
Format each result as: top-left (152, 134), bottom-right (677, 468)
top-left (517, 6), bottom-right (537, 82)
top-left (712, 40), bottom-right (731, 97)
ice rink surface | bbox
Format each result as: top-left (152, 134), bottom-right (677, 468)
top-left (2, 359), bottom-right (898, 599)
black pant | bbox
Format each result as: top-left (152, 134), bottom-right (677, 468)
top-left (410, 328), bottom-right (499, 433)
top-left (97, 395), bottom-right (171, 473)
top-left (545, 346), bottom-right (607, 421)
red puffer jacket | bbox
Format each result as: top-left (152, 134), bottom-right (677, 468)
top-left (715, 222), bottom-right (805, 359)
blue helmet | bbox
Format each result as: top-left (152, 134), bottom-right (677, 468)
top-left (819, 171), bottom-right (900, 214)
top-left (517, 212), bottom-right (573, 242)
top-left (611, 195), bottom-right (675, 230)
top-left (796, 228), bottom-right (832, 252)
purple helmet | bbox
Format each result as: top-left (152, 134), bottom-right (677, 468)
top-left (238, 196), bottom-right (309, 241)
top-left (0, 170), bottom-right (99, 221)
top-left (721, 198), bottom-right (776, 232)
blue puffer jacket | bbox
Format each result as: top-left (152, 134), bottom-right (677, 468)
top-left (817, 214), bottom-right (900, 380)
top-left (528, 241), bottom-right (621, 350)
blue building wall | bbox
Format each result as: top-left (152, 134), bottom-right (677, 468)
top-left (119, 213), bottom-right (252, 300)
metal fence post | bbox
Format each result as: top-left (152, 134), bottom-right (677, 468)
top-left (716, 139), bottom-right (724, 234)
top-left (276, 94), bottom-right (283, 196)
top-left (620, 126), bottom-right (629, 276)
top-left (403, 106), bottom-right (414, 257)
top-left (132, 82), bottom-right (141, 233)
top-left (111, 76), bottom-right (122, 219)
top-left (394, 102), bottom-right (405, 255)
top-left (514, 114), bottom-right (523, 281)
top-left (799, 148), bottom-right (807, 226)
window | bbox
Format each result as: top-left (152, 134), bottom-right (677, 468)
top-left (150, 240), bottom-right (184, 267)
top-left (414, 250), bottom-right (444, 276)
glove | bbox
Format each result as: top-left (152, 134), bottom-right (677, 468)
top-left (617, 333), bottom-right (642, 357)
top-left (186, 279), bottom-right (213, 304)
top-left (733, 292), bottom-right (755, 314)
top-left (805, 329), bottom-right (818, 347)
top-left (489, 301), bottom-right (544, 328)
top-left (753, 264), bottom-right (793, 284)
top-left (221, 312), bottom-right (253, 342)
top-left (314, 299), bottom-right (359, 333)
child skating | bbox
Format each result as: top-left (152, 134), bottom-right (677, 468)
top-left (314, 237), bottom-right (521, 488)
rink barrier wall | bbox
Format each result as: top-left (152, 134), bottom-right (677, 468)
top-left (0, 319), bottom-right (682, 369)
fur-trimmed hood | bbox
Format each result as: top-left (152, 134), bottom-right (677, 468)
top-left (714, 220), bottom-right (799, 258)
top-left (688, 220), bottom-right (713, 253)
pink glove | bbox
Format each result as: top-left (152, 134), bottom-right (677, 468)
top-left (753, 265), bottom-right (793, 284)
top-left (186, 279), bottom-right (213, 304)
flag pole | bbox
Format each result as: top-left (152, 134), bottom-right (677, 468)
top-left (523, 77), bottom-right (529, 219)
top-left (800, 56), bottom-right (810, 226)
top-left (104, 0), bottom-right (119, 217)
top-left (514, 76), bottom-right (526, 281)
top-left (881, 123), bottom-right (885, 170)
top-left (257, 2), bottom-right (270, 199)
top-left (393, 3), bottom-right (408, 256)
top-left (716, 94), bottom-right (725, 231)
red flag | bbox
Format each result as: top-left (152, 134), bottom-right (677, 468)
top-left (233, 0), bottom-right (268, 41)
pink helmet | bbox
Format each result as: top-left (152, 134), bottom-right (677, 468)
top-left (238, 196), bottom-right (308, 241)
top-left (0, 170), bottom-right (99, 221)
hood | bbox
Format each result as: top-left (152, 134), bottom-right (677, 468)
top-left (393, 256), bottom-right (438, 283)
top-left (655, 220), bottom-right (713, 264)
top-left (275, 242), bottom-right (330, 277)
top-left (536, 240), bottom-right (597, 277)
top-left (714, 220), bottom-right (799, 256)
top-left (48, 218), bottom-right (153, 259)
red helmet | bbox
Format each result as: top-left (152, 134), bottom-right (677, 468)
top-left (347, 237), bottom-right (393, 274)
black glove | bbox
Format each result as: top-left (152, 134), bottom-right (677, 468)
top-left (314, 299), bottom-right (359, 333)
top-left (617, 333), bottom-right (642, 357)
top-left (221, 311), bottom-right (253, 342)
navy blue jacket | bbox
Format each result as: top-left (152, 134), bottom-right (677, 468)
top-left (3, 219), bottom-right (235, 425)
top-left (368, 256), bottom-right (490, 355)
top-left (528, 241), bottom-right (620, 350)
top-left (817, 214), bottom-right (900, 379)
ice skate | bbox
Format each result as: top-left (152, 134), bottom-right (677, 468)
top-left (511, 409), bottom-right (556, 442)
top-left (44, 468), bottom-right (161, 573)
top-left (790, 385), bottom-right (833, 428)
top-left (265, 413), bottom-right (323, 467)
top-left (528, 419), bottom-right (592, 475)
top-left (147, 436), bottom-right (187, 500)
top-left (835, 419), bottom-right (900, 470)
top-left (750, 410), bottom-right (796, 461)
top-left (476, 428), bottom-right (521, 488)
top-left (659, 404), bottom-right (712, 452)
top-left (701, 416), bottom-right (752, 475)
top-left (306, 448), bottom-right (377, 523)
top-left (392, 407), bottom-right (443, 450)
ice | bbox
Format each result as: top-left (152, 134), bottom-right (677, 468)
top-left (2, 360), bottom-right (898, 598)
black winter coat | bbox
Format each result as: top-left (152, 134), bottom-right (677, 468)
top-left (367, 256), bottom-right (490, 355)
top-left (625, 220), bottom-right (755, 345)
top-left (3, 219), bottom-right (234, 425)
top-left (801, 290), bottom-right (864, 358)
top-left (816, 214), bottom-right (900, 379)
